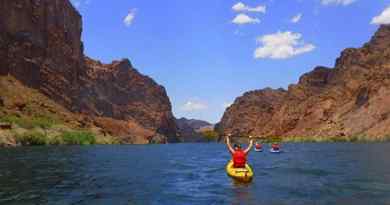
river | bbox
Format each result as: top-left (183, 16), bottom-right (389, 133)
top-left (1, 143), bottom-right (390, 205)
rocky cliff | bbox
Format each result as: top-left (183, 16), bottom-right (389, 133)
top-left (217, 25), bottom-right (390, 139)
top-left (0, 0), bottom-right (178, 143)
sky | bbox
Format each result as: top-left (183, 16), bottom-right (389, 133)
top-left (71, 0), bottom-right (390, 123)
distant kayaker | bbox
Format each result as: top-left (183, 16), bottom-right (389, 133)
top-left (255, 142), bottom-right (262, 150)
top-left (226, 134), bottom-right (254, 168)
top-left (271, 143), bottom-right (280, 151)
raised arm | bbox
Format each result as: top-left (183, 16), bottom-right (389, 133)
top-left (226, 135), bottom-right (235, 154)
top-left (244, 136), bottom-right (254, 154)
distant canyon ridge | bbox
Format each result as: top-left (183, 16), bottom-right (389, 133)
top-left (216, 25), bottom-right (390, 140)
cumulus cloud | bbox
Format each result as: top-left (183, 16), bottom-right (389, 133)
top-left (321, 0), bottom-right (356, 6)
top-left (371, 6), bottom-right (390, 25)
top-left (291, 13), bottom-right (302, 23)
top-left (254, 31), bottom-right (315, 59)
top-left (232, 2), bottom-right (266, 13)
top-left (124, 9), bottom-right (137, 27)
top-left (181, 101), bottom-right (208, 112)
top-left (232, 13), bottom-right (260, 25)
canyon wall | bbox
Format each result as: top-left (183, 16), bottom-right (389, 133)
top-left (0, 0), bottom-right (178, 143)
top-left (217, 25), bottom-right (390, 139)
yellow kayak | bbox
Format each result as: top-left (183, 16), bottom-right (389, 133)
top-left (226, 160), bottom-right (253, 183)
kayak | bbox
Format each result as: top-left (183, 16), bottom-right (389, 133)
top-left (254, 148), bottom-right (263, 152)
top-left (269, 148), bottom-right (281, 153)
top-left (226, 160), bottom-right (253, 183)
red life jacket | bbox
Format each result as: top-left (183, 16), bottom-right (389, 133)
top-left (232, 149), bottom-right (247, 168)
top-left (272, 144), bottom-right (280, 150)
top-left (255, 144), bottom-right (262, 149)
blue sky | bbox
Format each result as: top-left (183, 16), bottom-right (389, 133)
top-left (71, 0), bottom-right (390, 123)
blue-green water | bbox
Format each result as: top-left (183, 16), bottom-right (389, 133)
top-left (1, 143), bottom-right (390, 205)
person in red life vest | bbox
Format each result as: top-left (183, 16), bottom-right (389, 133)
top-left (226, 134), bottom-right (254, 168)
top-left (271, 143), bottom-right (280, 151)
top-left (255, 142), bottom-right (262, 150)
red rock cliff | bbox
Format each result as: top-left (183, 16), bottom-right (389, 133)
top-left (217, 25), bottom-right (390, 139)
top-left (0, 0), bottom-right (178, 143)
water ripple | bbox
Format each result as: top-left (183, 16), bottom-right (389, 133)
top-left (0, 143), bottom-right (390, 204)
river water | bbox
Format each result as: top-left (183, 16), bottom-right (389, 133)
top-left (1, 143), bottom-right (390, 205)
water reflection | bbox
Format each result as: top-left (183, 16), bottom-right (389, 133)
top-left (231, 181), bottom-right (254, 205)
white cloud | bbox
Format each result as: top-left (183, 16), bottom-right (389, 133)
top-left (232, 14), bottom-right (260, 25)
top-left (371, 6), bottom-right (390, 25)
top-left (124, 9), bottom-right (137, 27)
top-left (223, 102), bottom-right (233, 108)
top-left (321, 0), bottom-right (356, 6)
top-left (232, 2), bottom-right (266, 13)
top-left (181, 101), bottom-right (208, 112)
top-left (254, 31), bottom-right (315, 59)
top-left (291, 13), bottom-right (302, 23)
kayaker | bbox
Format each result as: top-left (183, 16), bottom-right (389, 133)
top-left (271, 143), bottom-right (280, 151)
top-left (255, 142), bottom-right (262, 150)
top-left (226, 134), bottom-right (254, 168)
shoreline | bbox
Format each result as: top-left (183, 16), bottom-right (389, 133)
top-left (219, 135), bottom-right (390, 144)
top-left (2, 137), bottom-right (390, 148)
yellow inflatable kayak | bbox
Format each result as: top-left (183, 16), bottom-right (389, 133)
top-left (226, 160), bottom-right (253, 183)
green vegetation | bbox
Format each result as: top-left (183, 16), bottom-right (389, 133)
top-left (1, 115), bottom-right (27, 126)
top-left (60, 131), bottom-right (96, 145)
top-left (201, 130), bottom-right (219, 141)
top-left (12, 130), bottom-right (97, 146)
top-left (0, 114), bottom-right (56, 129)
top-left (0, 113), bottom-right (120, 146)
top-left (15, 131), bottom-right (48, 146)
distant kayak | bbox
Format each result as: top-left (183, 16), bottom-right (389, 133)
top-left (226, 160), bottom-right (253, 183)
top-left (270, 149), bottom-right (281, 153)
top-left (254, 148), bottom-right (263, 152)
top-left (254, 143), bottom-right (262, 152)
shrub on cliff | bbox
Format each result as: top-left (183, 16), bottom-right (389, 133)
top-left (30, 116), bottom-right (56, 129)
top-left (15, 131), bottom-right (47, 146)
top-left (60, 131), bottom-right (96, 145)
top-left (0, 115), bottom-right (24, 126)
top-left (0, 115), bottom-right (56, 129)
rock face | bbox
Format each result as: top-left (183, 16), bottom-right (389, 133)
top-left (0, 0), bottom-right (178, 143)
top-left (176, 118), bottom-right (212, 142)
top-left (217, 88), bottom-right (287, 137)
top-left (80, 58), bottom-right (178, 142)
top-left (176, 118), bottom-right (212, 131)
top-left (217, 25), bottom-right (390, 139)
top-left (0, 0), bottom-right (83, 106)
